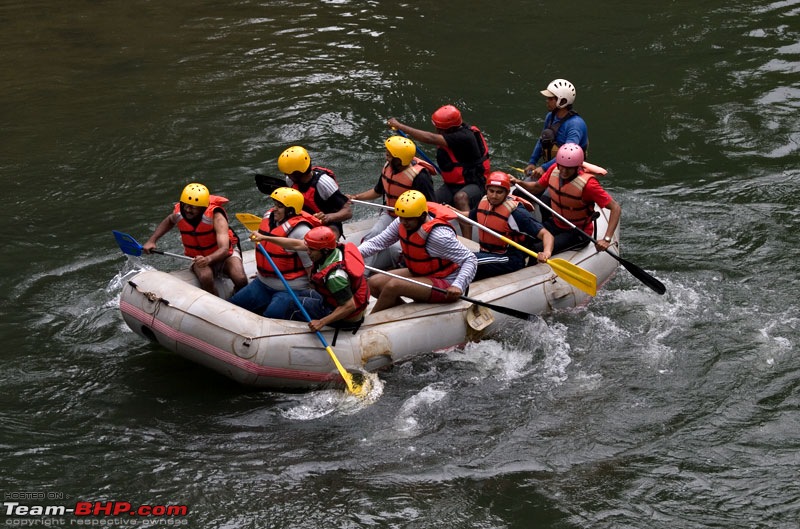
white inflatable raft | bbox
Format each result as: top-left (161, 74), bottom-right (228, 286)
top-left (118, 208), bottom-right (619, 390)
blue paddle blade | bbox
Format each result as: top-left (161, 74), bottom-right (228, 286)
top-left (112, 230), bottom-right (144, 257)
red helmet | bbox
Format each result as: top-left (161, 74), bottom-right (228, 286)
top-left (485, 171), bottom-right (511, 191)
top-left (304, 226), bottom-right (337, 250)
top-left (431, 105), bottom-right (462, 129)
top-left (556, 143), bottom-right (585, 167)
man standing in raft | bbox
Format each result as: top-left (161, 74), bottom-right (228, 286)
top-left (143, 182), bottom-right (247, 297)
top-left (357, 190), bottom-right (477, 313)
top-left (387, 105), bottom-right (490, 239)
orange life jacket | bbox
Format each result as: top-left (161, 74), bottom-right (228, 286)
top-left (173, 196), bottom-right (238, 258)
top-left (439, 125), bottom-right (491, 186)
top-left (381, 158), bottom-right (436, 215)
top-left (310, 243), bottom-right (370, 318)
top-left (255, 211), bottom-right (322, 280)
top-left (399, 217), bottom-right (460, 278)
top-left (544, 166), bottom-right (596, 233)
top-left (475, 196), bottom-right (531, 253)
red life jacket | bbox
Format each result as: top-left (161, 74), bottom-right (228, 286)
top-left (544, 165), bottom-right (596, 233)
top-left (255, 211), bottom-right (322, 280)
top-left (173, 196), bottom-right (238, 258)
top-left (438, 125), bottom-right (491, 186)
top-left (292, 166), bottom-right (337, 214)
top-left (381, 158), bottom-right (436, 215)
top-left (399, 217), bottom-right (460, 278)
top-left (475, 196), bottom-right (530, 253)
top-left (310, 243), bottom-right (370, 318)
top-left (426, 201), bottom-right (457, 222)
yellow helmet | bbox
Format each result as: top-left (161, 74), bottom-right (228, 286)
top-left (179, 183), bottom-right (210, 207)
top-left (270, 187), bottom-right (304, 215)
top-left (394, 190), bottom-right (428, 218)
top-left (385, 135), bottom-right (416, 165)
top-left (277, 146), bottom-right (311, 175)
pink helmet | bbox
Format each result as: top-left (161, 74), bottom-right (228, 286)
top-left (555, 143), bottom-right (585, 167)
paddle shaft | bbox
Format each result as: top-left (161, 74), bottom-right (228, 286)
top-left (510, 184), bottom-right (666, 295)
top-left (451, 208), bottom-right (597, 296)
top-left (364, 265), bottom-right (536, 321)
top-left (254, 244), bottom-right (362, 394)
top-left (151, 249), bottom-right (194, 261)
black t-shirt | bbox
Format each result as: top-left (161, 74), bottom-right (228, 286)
top-left (436, 124), bottom-right (482, 168)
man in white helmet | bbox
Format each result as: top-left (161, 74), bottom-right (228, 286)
top-left (523, 79), bottom-right (589, 179)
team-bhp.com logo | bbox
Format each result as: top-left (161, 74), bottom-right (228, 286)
top-left (3, 499), bottom-right (189, 526)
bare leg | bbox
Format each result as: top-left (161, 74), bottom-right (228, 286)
top-left (453, 191), bottom-right (472, 239)
top-left (193, 264), bottom-right (219, 297)
top-left (368, 269), bottom-right (433, 313)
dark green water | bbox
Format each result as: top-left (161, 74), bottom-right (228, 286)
top-left (2, 1), bottom-right (799, 527)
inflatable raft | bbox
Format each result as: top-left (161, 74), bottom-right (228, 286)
top-left (118, 208), bottom-right (619, 390)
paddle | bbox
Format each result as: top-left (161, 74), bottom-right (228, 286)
top-left (235, 212), bottom-right (263, 232)
top-left (508, 176), bottom-right (666, 295)
top-left (235, 217), bottom-right (366, 396)
top-left (112, 230), bottom-right (193, 261)
top-left (254, 173), bottom-right (286, 195)
top-left (363, 265), bottom-right (537, 321)
top-left (393, 129), bottom-right (442, 174)
top-left (450, 210), bottom-right (598, 297)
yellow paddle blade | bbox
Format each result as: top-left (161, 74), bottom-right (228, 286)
top-left (546, 257), bottom-right (597, 297)
top-left (325, 346), bottom-right (366, 396)
top-left (499, 234), bottom-right (597, 297)
top-left (235, 212), bottom-right (263, 231)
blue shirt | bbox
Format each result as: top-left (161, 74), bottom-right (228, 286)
top-left (529, 111), bottom-right (589, 171)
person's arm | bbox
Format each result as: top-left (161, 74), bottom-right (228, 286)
top-left (309, 297), bottom-right (356, 332)
top-left (194, 212), bottom-right (233, 268)
top-left (250, 233), bottom-right (307, 251)
top-left (357, 218), bottom-right (400, 257)
top-left (387, 118), bottom-right (447, 147)
top-left (596, 199), bottom-right (621, 252)
top-left (511, 208), bottom-right (552, 262)
top-left (142, 213), bottom-right (177, 253)
top-left (510, 176), bottom-right (545, 196)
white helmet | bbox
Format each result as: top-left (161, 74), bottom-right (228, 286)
top-left (541, 79), bottom-right (576, 109)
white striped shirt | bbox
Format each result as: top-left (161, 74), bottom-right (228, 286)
top-left (358, 217), bottom-right (477, 292)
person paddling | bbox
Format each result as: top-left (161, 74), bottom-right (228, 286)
top-left (454, 171), bottom-right (554, 279)
top-left (387, 105), bottom-right (490, 239)
top-left (277, 145), bottom-right (352, 238)
top-left (357, 190), bottom-right (477, 313)
top-left (252, 226), bottom-right (370, 332)
top-left (512, 143), bottom-right (620, 255)
top-left (143, 183), bottom-right (247, 297)
top-left (347, 135), bottom-right (436, 271)
top-left (229, 187), bottom-right (321, 318)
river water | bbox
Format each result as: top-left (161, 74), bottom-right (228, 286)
top-left (2, 1), bottom-right (799, 527)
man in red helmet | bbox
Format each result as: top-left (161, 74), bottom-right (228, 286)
top-left (252, 225), bottom-right (370, 332)
top-left (454, 171), bottom-right (554, 279)
top-left (512, 143), bottom-right (620, 255)
top-left (387, 105), bottom-right (490, 238)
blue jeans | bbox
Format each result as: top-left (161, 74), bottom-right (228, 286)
top-left (287, 289), bottom-right (334, 322)
top-left (229, 278), bottom-right (317, 320)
